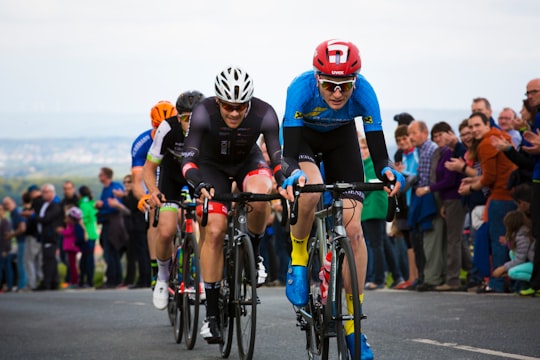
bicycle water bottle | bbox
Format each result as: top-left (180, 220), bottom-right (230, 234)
top-left (181, 185), bottom-right (192, 203)
top-left (319, 252), bottom-right (332, 305)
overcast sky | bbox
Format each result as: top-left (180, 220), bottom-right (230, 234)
top-left (1, 0), bottom-right (539, 138)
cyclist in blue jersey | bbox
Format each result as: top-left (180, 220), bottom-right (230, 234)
top-left (131, 100), bottom-right (177, 289)
top-left (143, 91), bottom-right (205, 310)
top-left (279, 39), bottom-right (404, 359)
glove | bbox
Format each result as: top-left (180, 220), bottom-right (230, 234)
top-left (282, 169), bottom-right (308, 189)
top-left (381, 166), bottom-right (405, 190)
top-left (137, 194), bottom-right (151, 212)
top-left (194, 182), bottom-right (214, 198)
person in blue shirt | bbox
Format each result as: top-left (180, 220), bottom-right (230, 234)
top-left (279, 39), bottom-right (403, 359)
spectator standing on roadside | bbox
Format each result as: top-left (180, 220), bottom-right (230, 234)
top-left (95, 167), bottom-right (127, 288)
top-left (36, 184), bottom-right (63, 290)
top-left (20, 188), bottom-right (43, 290)
top-left (121, 174), bottom-right (151, 288)
top-left (497, 107), bottom-right (522, 149)
top-left (419, 122), bottom-right (471, 291)
top-left (520, 78), bottom-right (540, 296)
top-left (59, 180), bottom-right (80, 285)
top-left (459, 112), bottom-right (517, 293)
top-left (407, 120), bottom-right (441, 291)
top-left (3, 196), bottom-right (28, 291)
top-left (78, 185), bottom-right (98, 288)
top-left (392, 124), bottom-right (419, 289)
top-left (0, 204), bottom-right (14, 292)
top-left (58, 207), bottom-right (84, 288)
top-left (360, 136), bottom-right (404, 290)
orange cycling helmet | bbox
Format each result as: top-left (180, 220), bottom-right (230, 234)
top-left (150, 100), bottom-right (177, 128)
top-left (313, 39), bottom-right (361, 77)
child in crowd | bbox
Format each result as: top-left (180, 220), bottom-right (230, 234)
top-left (58, 207), bottom-right (85, 289)
top-left (492, 210), bottom-right (535, 288)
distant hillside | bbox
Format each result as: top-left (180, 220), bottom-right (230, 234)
top-left (0, 137), bottom-right (132, 178)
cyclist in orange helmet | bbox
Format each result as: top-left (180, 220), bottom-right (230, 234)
top-left (130, 100), bottom-right (177, 289)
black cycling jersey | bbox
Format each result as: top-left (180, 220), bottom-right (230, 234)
top-left (147, 115), bottom-right (189, 200)
top-left (181, 96), bottom-right (284, 190)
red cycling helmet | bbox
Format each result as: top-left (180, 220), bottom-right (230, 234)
top-left (313, 39), bottom-right (361, 77)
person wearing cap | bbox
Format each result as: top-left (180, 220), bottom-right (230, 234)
top-left (393, 112), bottom-right (415, 126)
top-left (279, 39), bottom-right (404, 359)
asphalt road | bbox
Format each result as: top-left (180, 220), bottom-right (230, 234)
top-left (1, 287), bottom-right (539, 360)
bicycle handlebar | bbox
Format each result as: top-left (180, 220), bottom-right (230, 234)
top-left (201, 192), bottom-right (288, 228)
top-left (151, 193), bottom-right (197, 228)
top-left (289, 181), bottom-right (398, 226)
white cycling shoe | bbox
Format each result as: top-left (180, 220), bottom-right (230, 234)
top-left (152, 279), bottom-right (169, 310)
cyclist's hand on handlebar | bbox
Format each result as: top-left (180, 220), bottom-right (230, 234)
top-left (194, 182), bottom-right (214, 200)
top-left (279, 169), bottom-right (308, 201)
top-left (381, 166), bottom-right (405, 197)
top-left (149, 191), bottom-right (165, 208)
top-left (137, 194), bottom-right (151, 212)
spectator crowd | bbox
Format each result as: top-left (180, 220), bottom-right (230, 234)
top-left (1, 78), bottom-right (539, 299)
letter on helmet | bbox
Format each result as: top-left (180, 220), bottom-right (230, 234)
top-left (313, 39), bottom-right (361, 77)
top-left (150, 100), bottom-right (178, 128)
top-left (214, 66), bottom-right (254, 103)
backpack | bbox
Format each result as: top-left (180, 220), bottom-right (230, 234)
top-left (74, 222), bottom-right (87, 249)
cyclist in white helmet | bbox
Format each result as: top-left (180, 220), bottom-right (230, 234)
top-left (181, 66), bottom-right (285, 344)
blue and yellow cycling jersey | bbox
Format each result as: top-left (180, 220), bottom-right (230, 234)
top-left (282, 70), bottom-right (383, 133)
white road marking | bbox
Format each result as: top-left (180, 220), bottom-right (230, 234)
top-left (411, 338), bottom-right (539, 360)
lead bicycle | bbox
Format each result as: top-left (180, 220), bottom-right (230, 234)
top-left (290, 181), bottom-right (395, 360)
top-left (201, 191), bottom-right (286, 360)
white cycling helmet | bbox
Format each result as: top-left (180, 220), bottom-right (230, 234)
top-left (214, 66), bottom-right (254, 103)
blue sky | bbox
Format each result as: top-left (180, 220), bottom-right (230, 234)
top-left (1, 0), bottom-right (539, 139)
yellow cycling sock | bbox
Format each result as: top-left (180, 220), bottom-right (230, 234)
top-left (344, 293), bottom-right (364, 336)
top-left (290, 234), bottom-right (309, 266)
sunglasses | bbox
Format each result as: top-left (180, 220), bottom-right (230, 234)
top-left (179, 113), bottom-right (191, 122)
top-left (318, 79), bottom-right (355, 93)
top-left (218, 100), bottom-right (249, 112)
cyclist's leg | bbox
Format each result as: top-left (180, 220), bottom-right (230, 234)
top-left (238, 156), bottom-right (274, 285)
top-left (152, 205), bottom-right (178, 310)
top-left (323, 123), bottom-right (373, 359)
top-left (198, 208), bottom-right (228, 343)
top-left (285, 161), bottom-right (322, 306)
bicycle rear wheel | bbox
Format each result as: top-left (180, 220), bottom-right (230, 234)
top-left (235, 235), bottom-right (257, 360)
top-left (182, 234), bottom-right (200, 349)
top-left (333, 237), bottom-right (361, 360)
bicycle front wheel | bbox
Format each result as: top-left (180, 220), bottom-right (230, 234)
top-left (220, 248), bottom-right (235, 359)
top-left (305, 236), bottom-right (327, 360)
top-left (235, 235), bottom-right (257, 360)
top-left (182, 233), bottom-right (200, 349)
top-left (334, 236), bottom-right (362, 360)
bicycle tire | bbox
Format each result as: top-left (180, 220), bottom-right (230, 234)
top-left (235, 235), bottom-right (257, 360)
top-left (172, 240), bottom-right (184, 343)
top-left (169, 231), bottom-right (182, 328)
top-left (182, 233), bottom-right (200, 349)
top-left (305, 236), bottom-right (327, 360)
top-left (332, 237), bottom-right (361, 360)
top-left (220, 268), bottom-right (235, 358)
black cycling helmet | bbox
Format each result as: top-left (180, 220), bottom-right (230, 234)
top-left (176, 90), bottom-right (205, 113)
